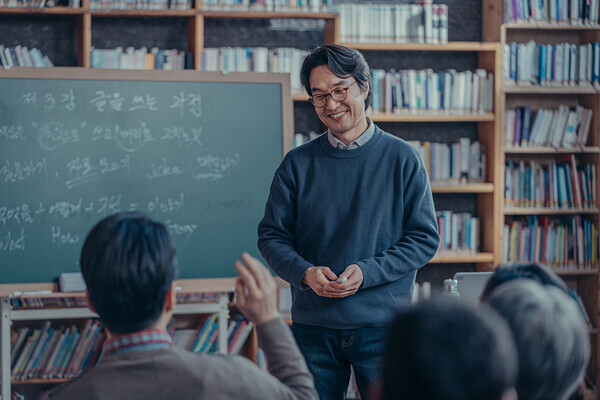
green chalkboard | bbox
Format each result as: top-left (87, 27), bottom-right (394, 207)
top-left (0, 68), bottom-right (293, 284)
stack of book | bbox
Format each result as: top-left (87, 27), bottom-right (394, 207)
top-left (504, 155), bottom-right (597, 209)
top-left (0, 0), bottom-right (79, 7)
top-left (11, 320), bottom-right (106, 381)
top-left (505, 105), bottom-right (593, 148)
top-left (436, 211), bottom-right (480, 256)
top-left (201, 0), bottom-right (332, 12)
top-left (0, 45), bottom-right (53, 68)
top-left (504, 0), bottom-right (600, 25)
top-left (504, 41), bottom-right (600, 87)
top-left (337, 2), bottom-right (448, 44)
top-left (407, 138), bottom-right (486, 184)
top-left (11, 296), bottom-right (88, 309)
top-left (171, 314), bottom-right (253, 355)
top-left (202, 47), bottom-right (306, 94)
top-left (90, 47), bottom-right (193, 70)
top-left (502, 215), bottom-right (598, 269)
top-left (369, 68), bottom-right (493, 115)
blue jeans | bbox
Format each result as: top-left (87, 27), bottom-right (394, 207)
top-left (292, 322), bottom-right (386, 400)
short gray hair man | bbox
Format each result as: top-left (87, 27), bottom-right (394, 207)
top-left (484, 279), bottom-right (590, 400)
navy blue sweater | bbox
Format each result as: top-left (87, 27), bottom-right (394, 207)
top-left (258, 126), bottom-right (439, 329)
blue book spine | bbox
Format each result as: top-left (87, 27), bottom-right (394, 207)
top-left (539, 45), bottom-right (547, 84)
top-left (510, 42), bottom-right (518, 81)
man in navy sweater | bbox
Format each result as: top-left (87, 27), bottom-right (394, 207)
top-left (258, 44), bottom-right (439, 400)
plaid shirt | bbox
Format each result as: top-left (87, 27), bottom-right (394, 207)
top-left (104, 329), bottom-right (173, 356)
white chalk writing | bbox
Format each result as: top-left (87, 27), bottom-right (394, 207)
top-left (194, 153), bottom-right (240, 181)
top-left (0, 125), bottom-right (26, 141)
top-left (146, 159), bottom-right (184, 180)
top-left (0, 159), bottom-right (47, 183)
top-left (0, 229), bottom-right (26, 251)
top-left (161, 126), bottom-right (203, 147)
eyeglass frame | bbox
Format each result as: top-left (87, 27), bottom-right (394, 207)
top-left (308, 80), bottom-right (359, 108)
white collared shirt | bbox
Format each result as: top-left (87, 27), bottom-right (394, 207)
top-left (327, 117), bottom-right (375, 150)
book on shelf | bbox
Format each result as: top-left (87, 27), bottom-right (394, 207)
top-left (90, 47), bottom-right (190, 71)
top-left (201, 0), bottom-right (331, 12)
top-left (505, 40), bottom-right (600, 88)
top-left (505, 105), bottom-right (593, 148)
top-left (0, 45), bottom-right (53, 69)
top-left (504, 157), bottom-right (596, 209)
top-left (436, 210), bottom-right (480, 255)
top-left (368, 68), bottom-right (493, 115)
top-left (504, 0), bottom-right (600, 24)
top-left (407, 138), bottom-right (486, 184)
top-left (337, 3), bottom-right (448, 44)
top-left (503, 215), bottom-right (598, 269)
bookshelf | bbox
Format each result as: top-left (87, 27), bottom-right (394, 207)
top-left (0, 281), bottom-right (233, 400)
top-left (483, 0), bottom-right (600, 392)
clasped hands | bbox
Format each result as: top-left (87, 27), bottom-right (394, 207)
top-left (302, 264), bottom-right (363, 298)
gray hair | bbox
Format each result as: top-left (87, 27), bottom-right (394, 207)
top-left (485, 279), bottom-right (590, 400)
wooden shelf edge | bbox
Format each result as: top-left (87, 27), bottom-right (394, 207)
top-left (504, 207), bottom-right (599, 215)
top-left (503, 85), bottom-right (598, 94)
top-left (554, 268), bottom-right (599, 276)
top-left (369, 112), bottom-right (495, 122)
top-left (430, 253), bottom-right (494, 263)
top-left (202, 10), bottom-right (336, 19)
top-left (503, 22), bottom-right (600, 30)
top-left (342, 41), bottom-right (500, 52)
top-left (431, 183), bottom-right (494, 193)
top-left (505, 146), bottom-right (600, 154)
top-left (0, 5), bottom-right (84, 14)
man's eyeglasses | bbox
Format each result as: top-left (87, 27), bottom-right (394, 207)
top-left (309, 81), bottom-right (358, 108)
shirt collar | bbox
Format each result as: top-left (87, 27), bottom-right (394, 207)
top-left (327, 117), bottom-right (375, 150)
top-left (104, 329), bottom-right (173, 356)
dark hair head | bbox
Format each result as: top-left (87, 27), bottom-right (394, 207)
top-left (382, 299), bottom-right (518, 400)
top-left (480, 263), bottom-right (569, 301)
top-left (80, 212), bottom-right (177, 334)
top-left (300, 43), bottom-right (372, 109)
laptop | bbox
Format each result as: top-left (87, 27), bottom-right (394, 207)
top-left (453, 272), bottom-right (493, 306)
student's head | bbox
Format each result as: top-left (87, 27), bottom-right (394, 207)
top-left (300, 44), bottom-right (372, 135)
top-left (484, 279), bottom-right (590, 400)
top-left (378, 299), bottom-right (518, 400)
top-left (80, 212), bottom-right (177, 334)
top-left (480, 262), bottom-right (568, 300)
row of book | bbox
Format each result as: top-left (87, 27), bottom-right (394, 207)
top-left (436, 211), bottom-right (481, 255)
top-left (369, 68), bottom-right (494, 115)
top-left (502, 215), bottom-right (598, 269)
top-left (0, 44), bottom-right (54, 69)
top-left (89, 0), bottom-right (190, 10)
top-left (293, 131), bottom-right (320, 148)
top-left (171, 314), bottom-right (252, 355)
top-left (202, 0), bottom-right (331, 12)
top-left (407, 138), bottom-right (486, 184)
top-left (337, 3), bottom-right (448, 44)
top-left (504, 0), bottom-right (600, 25)
top-left (11, 320), bottom-right (105, 381)
top-left (11, 292), bottom-right (223, 309)
top-left (201, 47), bottom-right (306, 94)
top-left (504, 156), bottom-right (597, 209)
top-left (504, 41), bottom-right (600, 87)
top-left (90, 47), bottom-right (193, 70)
top-left (505, 105), bottom-right (593, 148)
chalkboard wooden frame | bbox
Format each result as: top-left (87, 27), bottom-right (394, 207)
top-left (0, 67), bottom-right (293, 292)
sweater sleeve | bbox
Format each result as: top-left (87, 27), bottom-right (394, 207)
top-left (358, 169), bottom-right (440, 289)
top-left (257, 161), bottom-right (313, 290)
top-left (253, 318), bottom-right (318, 400)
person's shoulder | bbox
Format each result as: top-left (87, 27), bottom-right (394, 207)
top-left (286, 133), bottom-right (325, 158)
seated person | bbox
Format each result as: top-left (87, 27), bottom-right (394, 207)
top-left (51, 212), bottom-right (318, 400)
top-left (371, 299), bottom-right (518, 400)
top-left (480, 262), bottom-right (569, 299)
top-left (483, 279), bottom-right (590, 400)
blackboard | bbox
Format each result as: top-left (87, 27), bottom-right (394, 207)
top-left (0, 68), bottom-right (293, 284)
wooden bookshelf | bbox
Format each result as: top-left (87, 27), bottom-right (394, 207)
top-left (431, 253), bottom-right (494, 263)
top-left (342, 41), bottom-right (499, 52)
top-left (431, 183), bottom-right (494, 193)
top-left (369, 112), bottom-right (495, 122)
top-left (504, 208), bottom-right (600, 215)
top-left (483, 0), bottom-right (600, 391)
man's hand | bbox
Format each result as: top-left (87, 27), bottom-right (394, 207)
top-left (302, 266), bottom-right (338, 297)
top-left (323, 264), bottom-right (363, 298)
top-left (303, 264), bottom-right (363, 298)
top-left (235, 252), bottom-right (279, 326)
